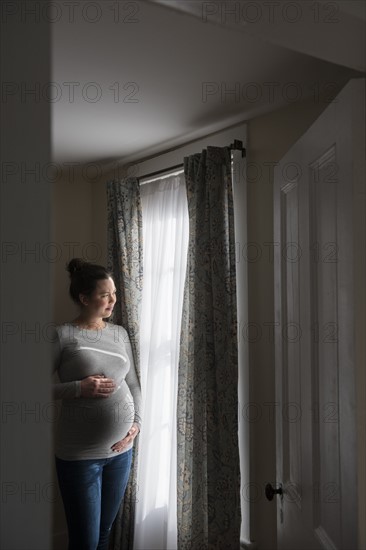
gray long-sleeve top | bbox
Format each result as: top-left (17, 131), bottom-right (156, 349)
top-left (52, 322), bottom-right (142, 460)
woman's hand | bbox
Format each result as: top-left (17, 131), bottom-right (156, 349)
top-left (80, 374), bottom-right (116, 398)
top-left (111, 423), bottom-right (140, 452)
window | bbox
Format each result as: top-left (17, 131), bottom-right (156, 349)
top-left (132, 125), bottom-right (249, 547)
top-left (133, 171), bottom-right (189, 550)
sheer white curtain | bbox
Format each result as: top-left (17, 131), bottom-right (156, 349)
top-left (133, 173), bottom-right (189, 550)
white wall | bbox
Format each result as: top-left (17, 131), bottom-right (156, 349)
top-left (0, 6), bottom-right (53, 549)
top-left (52, 175), bottom-right (93, 323)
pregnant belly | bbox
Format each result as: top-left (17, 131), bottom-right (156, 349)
top-left (58, 391), bottom-right (135, 456)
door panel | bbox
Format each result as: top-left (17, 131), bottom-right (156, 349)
top-left (309, 146), bottom-right (341, 548)
top-left (273, 79), bottom-right (364, 550)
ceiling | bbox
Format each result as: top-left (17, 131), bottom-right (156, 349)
top-left (51, 0), bottom-right (364, 171)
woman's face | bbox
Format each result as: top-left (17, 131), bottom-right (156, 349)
top-left (79, 277), bottom-right (117, 318)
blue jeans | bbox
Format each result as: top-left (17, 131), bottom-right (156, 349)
top-left (55, 449), bottom-right (133, 550)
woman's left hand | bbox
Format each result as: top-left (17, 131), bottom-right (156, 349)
top-left (111, 423), bottom-right (140, 452)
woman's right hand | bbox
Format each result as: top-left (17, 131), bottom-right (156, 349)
top-left (80, 374), bottom-right (116, 398)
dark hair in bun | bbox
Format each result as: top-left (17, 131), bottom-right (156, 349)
top-left (66, 258), bottom-right (112, 304)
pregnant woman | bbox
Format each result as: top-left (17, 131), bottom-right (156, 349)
top-left (52, 258), bottom-right (142, 550)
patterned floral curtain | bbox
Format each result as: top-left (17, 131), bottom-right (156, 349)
top-left (106, 177), bottom-right (143, 550)
top-left (177, 147), bottom-right (241, 549)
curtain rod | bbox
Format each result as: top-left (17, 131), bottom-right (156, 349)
top-left (139, 163), bottom-right (184, 182)
top-left (139, 140), bottom-right (246, 182)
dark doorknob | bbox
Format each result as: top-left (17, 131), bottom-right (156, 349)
top-left (265, 483), bottom-right (283, 501)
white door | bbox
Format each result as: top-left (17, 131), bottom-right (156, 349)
top-left (273, 78), bottom-right (365, 550)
